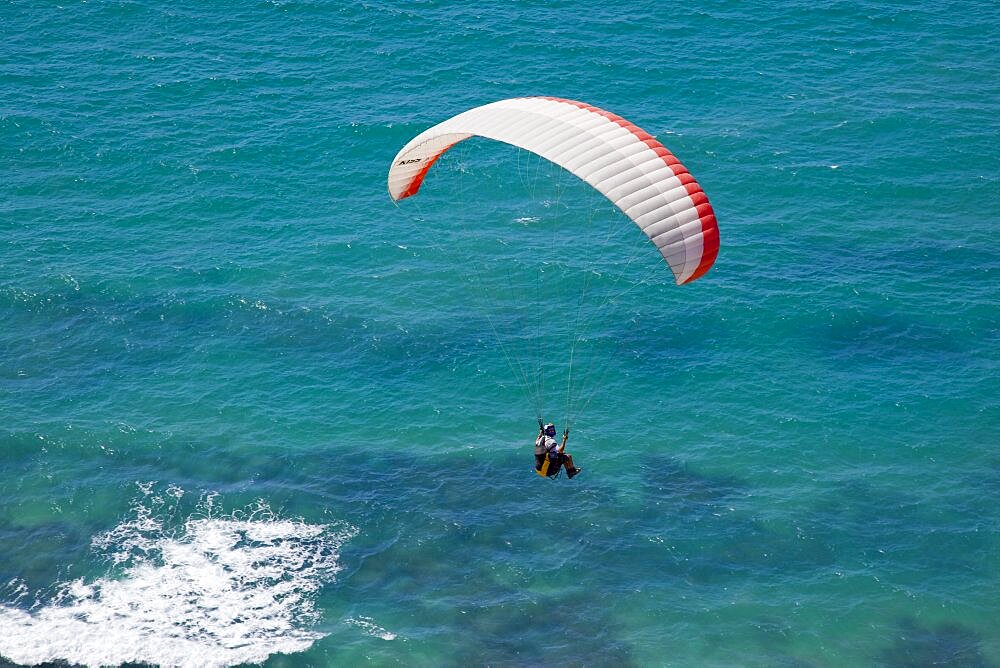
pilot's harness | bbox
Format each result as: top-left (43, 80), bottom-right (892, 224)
top-left (536, 442), bottom-right (561, 478)
top-left (535, 419), bottom-right (564, 478)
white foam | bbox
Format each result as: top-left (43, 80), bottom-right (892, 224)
top-left (346, 616), bottom-right (398, 641)
top-left (0, 485), bottom-right (357, 668)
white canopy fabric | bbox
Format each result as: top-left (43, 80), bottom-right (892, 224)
top-left (388, 96), bottom-right (719, 285)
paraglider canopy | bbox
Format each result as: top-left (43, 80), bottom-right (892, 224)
top-left (388, 96), bottom-right (719, 285)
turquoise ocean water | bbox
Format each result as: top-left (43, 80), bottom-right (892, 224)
top-left (2, 1), bottom-right (998, 665)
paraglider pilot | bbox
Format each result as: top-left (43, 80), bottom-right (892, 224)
top-left (535, 420), bottom-right (582, 479)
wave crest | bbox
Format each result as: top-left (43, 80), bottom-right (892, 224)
top-left (0, 483), bottom-right (356, 667)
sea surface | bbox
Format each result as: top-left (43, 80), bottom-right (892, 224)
top-left (2, 1), bottom-right (998, 665)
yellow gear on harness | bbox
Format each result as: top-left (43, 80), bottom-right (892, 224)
top-left (536, 456), bottom-right (559, 478)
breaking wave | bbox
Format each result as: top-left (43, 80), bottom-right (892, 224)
top-left (0, 483), bottom-right (357, 667)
